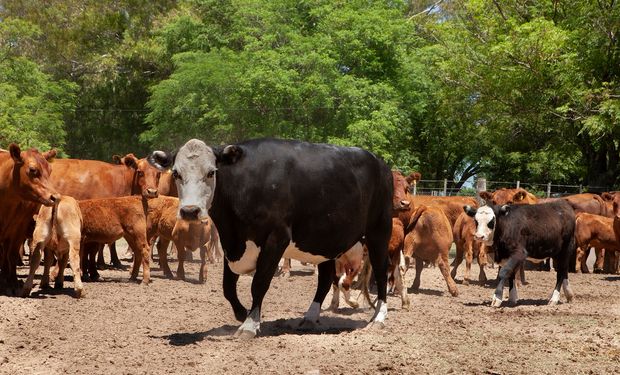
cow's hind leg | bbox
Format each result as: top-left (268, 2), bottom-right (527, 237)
top-left (437, 253), bottom-right (458, 297)
top-left (411, 256), bottom-right (424, 292)
top-left (365, 223), bottom-right (390, 329)
top-left (68, 238), bottom-right (84, 298)
top-left (22, 242), bottom-right (44, 297)
top-left (156, 238), bottom-right (173, 278)
top-left (235, 229), bottom-right (289, 339)
top-left (450, 241), bottom-right (464, 281)
top-left (508, 276), bottom-right (518, 306)
top-left (302, 259), bottom-right (336, 326)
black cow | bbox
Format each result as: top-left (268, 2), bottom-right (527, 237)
top-left (464, 201), bottom-right (576, 307)
top-left (148, 138), bottom-right (393, 338)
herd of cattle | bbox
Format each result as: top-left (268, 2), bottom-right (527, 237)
top-left (1, 138), bottom-right (619, 338)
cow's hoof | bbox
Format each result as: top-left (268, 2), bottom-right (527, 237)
top-left (298, 319), bottom-right (318, 331)
top-left (277, 270), bottom-right (290, 279)
top-left (20, 287), bottom-right (32, 298)
top-left (54, 282), bottom-right (64, 290)
top-left (234, 328), bottom-right (257, 340)
top-left (490, 295), bottom-right (503, 308)
top-left (74, 288), bottom-right (84, 298)
top-left (364, 321), bottom-right (386, 331)
top-left (346, 300), bottom-right (360, 309)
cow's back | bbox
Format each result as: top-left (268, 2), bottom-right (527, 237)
top-left (211, 138), bottom-right (392, 255)
top-left (50, 159), bottom-right (131, 199)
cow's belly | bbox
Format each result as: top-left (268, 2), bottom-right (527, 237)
top-left (227, 241), bottom-right (330, 275)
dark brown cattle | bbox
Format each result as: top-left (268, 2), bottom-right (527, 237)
top-left (0, 144), bottom-right (58, 293)
top-left (50, 155), bottom-right (161, 278)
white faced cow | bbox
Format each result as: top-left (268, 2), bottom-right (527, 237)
top-left (465, 200), bottom-right (576, 307)
top-left (148, 138), bottom-right (392, 338)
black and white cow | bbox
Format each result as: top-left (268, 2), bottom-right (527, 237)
top-left (148, 138), bottom-right (392, 338)
top-left (464, 200), bottom-right (576, 307)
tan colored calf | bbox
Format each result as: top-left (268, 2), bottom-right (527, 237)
top-left (403, 205), bottom-right (458, 297)
top-left (575, 212), bottom-right (619, 273)
top-left (147, 195), bottom-right (220, 283)
top-left (328, 243), bottom-right (365, 311)
top-left (23, 196), bottom-right (84, 298)
top-left (451, 212), bottom-right (488, 284)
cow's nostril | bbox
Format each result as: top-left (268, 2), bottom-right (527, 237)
top-left (180, 205), bottom-right (200, 220)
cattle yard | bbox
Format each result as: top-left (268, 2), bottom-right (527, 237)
top-left (1, 254), bottom-right (618, 375)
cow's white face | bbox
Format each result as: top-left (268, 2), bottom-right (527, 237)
top-left (465, 205), bottom-right (496, 245)
top-left (149, 139), bottom-right (216, 221)
top-left (173, 139), bottom-right (217, 221)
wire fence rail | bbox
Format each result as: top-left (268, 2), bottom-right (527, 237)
top-left (412, 178), bottom-right (612, 198)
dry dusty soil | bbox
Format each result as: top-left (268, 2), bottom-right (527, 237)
top-left (1, 247), bottom-right (619, 375)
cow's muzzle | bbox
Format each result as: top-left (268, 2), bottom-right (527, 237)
top-left (180, 205), bottom-right (201, 220)
top-left (144, 188), bottom-right (159, 198)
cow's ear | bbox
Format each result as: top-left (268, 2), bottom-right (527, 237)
top-left (514, 190), bottom-right (527, 201)
top-left (111, 155), bottom-right (122, 164)
top-left (464, 205), bottom-right (477, 217)
top-left (479, 191), bottom-right (492, 202)
top-left (42, 149), bottom-right (56, 161)
top-left (406, 172), bottom-right (421, 184)
top-left (148, 150), bottom-right (174, 171)
top-left (9, 143), bottom-right (23, 165)
top-left (122, 154), bottom-right (138, 169)
top-left (499, 205), bottom-right (510, 215)
top-left (601, 192), bottom-right (613, 201)
top-left (217, 144), bottom-right (243, 165)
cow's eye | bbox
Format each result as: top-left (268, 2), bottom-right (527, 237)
top-left (28, 167), bottom-right (40, 177)
top-left (172, 170), bottom-right (181, 180)
top-left (488, 217), bottom-right (495, 229)
top-left (137, 170), bottom-right (144, 176)
top-left (207, 170), bottom-right (215, 178)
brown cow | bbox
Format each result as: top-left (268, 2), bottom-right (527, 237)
top-left (23, 196), bottom-right (84, 298)
top-left (50, 155), bottom-right (161, 278)
top-left (328, 243), bottom-right (365, 311)
top-left (146, 195), bottom-right (220, 283)
top-left (0, 144), bottom-right (59, 293)
top-left (574, 212), bottom-right (619, 274)
top-left (403, 205), bottom-right (458, 296)
top-left (79, 196), bottom-right (152, 284)
top-left (479, 188), bottom-right (538, 205)
top-left (451, 211), bottom-right (488, 284)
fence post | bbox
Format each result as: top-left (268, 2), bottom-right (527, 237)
top-left (579, 184), bottom-right (583, 194)
top-left (516, 180), bottom-right (520, 189)
top-left (443, 179), bottom-right (448, 196)
top-left (412, 180), bottom-right (417, 196)
top-left (476, 178), bottom-right (487, 205)
top-left (547, 182), bottom-right (551, 198)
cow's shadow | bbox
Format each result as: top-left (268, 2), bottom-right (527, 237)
top-left (153, 317), bottom-right (367, 346)
top-left (407, 287), bottom-right (444, 296)
top-left (604, 276), bottom-right (620, 282)
top-left (462, 298), bottom-right (549, 308)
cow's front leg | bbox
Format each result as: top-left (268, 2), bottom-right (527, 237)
top-left (300, 259), bottom-right (335, 328)
top-left (223, 260), bottom-right (246, 322)
top-left (234, 232), bottom-right (288, 339)
top-left (492, 255), bottom-right (524, 308)
top-left (22, 242), bottom-right (44, 297)
top-left (508, 276), bottom-right (518, 306)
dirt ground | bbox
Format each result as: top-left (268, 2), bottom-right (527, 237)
top-left (1, 245), bottom-right (619, 375)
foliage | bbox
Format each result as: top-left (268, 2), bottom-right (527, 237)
top-left (0, 19), bottom-right (76, 153)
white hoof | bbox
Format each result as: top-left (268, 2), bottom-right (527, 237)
top-left (548, 289), bottom-right (561, 306)
top-left (490, 295), bottom-right (503, 308)
top-left (234, 328), bottom-right (257, 340)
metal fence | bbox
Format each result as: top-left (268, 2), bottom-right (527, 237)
top-left (412, 179), bottom-right (612, 198)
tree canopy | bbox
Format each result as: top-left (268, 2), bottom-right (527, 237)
top-left (1, 0), bottom-right (619, 188)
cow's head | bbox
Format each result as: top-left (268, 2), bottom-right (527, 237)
top-left (9, 143), bottom-right (59, 206)
top-left (115, 153), bottom-right (161, 198)
top-left (391, 170), bottom-right (411, 212)
top-left (612, 193), bottom-right (620, 219)
top-left (464, 204), bottom-right (505, 246)
top-left (479, 188), bottom-right (536, 205)
top-left (148, 139), bottom-right (217, 221)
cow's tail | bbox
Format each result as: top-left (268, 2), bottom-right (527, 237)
top-left (406, 205), bottom-right (427, 233)
top-left (357, 249), bottom-right (376, 309)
